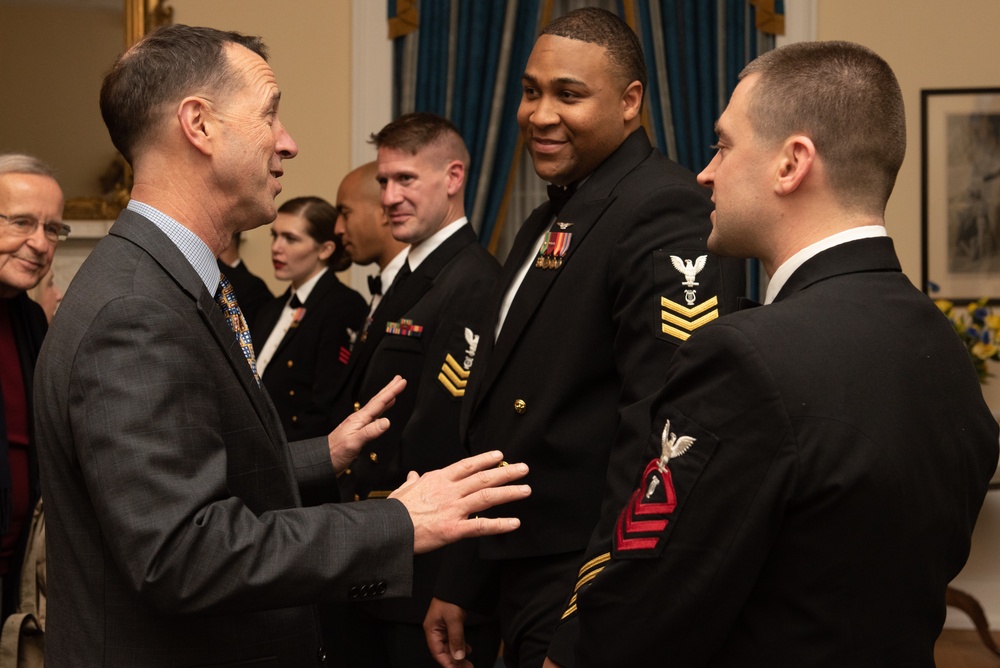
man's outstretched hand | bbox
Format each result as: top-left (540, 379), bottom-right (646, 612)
top-left (327, 375), bottom-right (406, 474)
top-left (390, 451), bottom-right (530, 554)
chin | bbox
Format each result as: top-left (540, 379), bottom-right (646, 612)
top-left (534, 164), bottom-right (573, 187)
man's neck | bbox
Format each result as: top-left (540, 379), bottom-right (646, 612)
top-left (129, 181), bottom-right (232, 256)
top-left (378, 246), bottom-right (408, 271)
top-left (406, 217), bottom-right (466, 270)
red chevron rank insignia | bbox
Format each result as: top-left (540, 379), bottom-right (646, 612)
top-left (614, 420), bottom-right (695, 556)
top-left (615, 460), bottom-right (677, 553)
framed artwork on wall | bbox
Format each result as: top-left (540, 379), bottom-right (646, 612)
top-left (921, 87), bottom-right (1000, 303)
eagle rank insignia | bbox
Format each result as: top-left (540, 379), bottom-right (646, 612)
top-left (657, 250), bottom-right (721, 343)
top-left (614, 420), bottom-right (695, 556)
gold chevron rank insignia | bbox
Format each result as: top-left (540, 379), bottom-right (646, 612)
top-left (438, 353), bottom-right (470, 397)
top-left (661, 295), bottom-right (719, 341)
top-left (561, 552), bottom-right (611, 620)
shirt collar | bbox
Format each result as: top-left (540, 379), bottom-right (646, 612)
top-left (290, 267), bottom-right (328, 306)
top-left (764, 225), bottom-right (887, 304)
top-left (128, 200), bottom-right (219, 294)
top-left (379, 247), bottom-right (408, 288)
top-left (404, 217), bottom-right (467, 270)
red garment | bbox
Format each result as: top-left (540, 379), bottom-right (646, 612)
top-left (0, 301), bottom-right (31, 576)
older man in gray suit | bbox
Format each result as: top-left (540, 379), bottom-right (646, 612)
top-left (33, 25), bottom-right (529, 667)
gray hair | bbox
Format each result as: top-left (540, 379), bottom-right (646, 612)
top-left (0, 153), bottom-right (57, 180)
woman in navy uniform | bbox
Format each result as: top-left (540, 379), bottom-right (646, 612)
top-left (252, 196), bottom-right (366, 442)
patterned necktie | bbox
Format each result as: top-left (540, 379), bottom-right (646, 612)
top-left (215, 272), bottom-right (260, 383)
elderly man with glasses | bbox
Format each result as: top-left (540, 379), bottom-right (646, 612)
top-left (0, 152), bottom-right (66, 623)
top-left (0, 153), bottom-right (69, 620)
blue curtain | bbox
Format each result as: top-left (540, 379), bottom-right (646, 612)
top-left (628, 0), bottom-right (777, 297)
top-left (390, 0), bottom-right (539, 248)
top-left (389, 0), bottom-right (781, 295)
top-left (633, 0), bottom-right (774, 172)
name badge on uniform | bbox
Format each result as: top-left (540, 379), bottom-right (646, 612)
top-left (535, 231), bottom-right (572, 270)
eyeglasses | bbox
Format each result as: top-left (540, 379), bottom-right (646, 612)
top-left (0, 213), bottom-right (71, 243)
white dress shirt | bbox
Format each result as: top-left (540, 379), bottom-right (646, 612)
top-left (256, 267), bottom-right (328, 375)
top-left (368, 248), bottom-right (408, 318)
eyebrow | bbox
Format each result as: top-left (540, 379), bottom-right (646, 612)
top-left (714, 122), bottom-right (732, 142)
top-left (521, 73), bottom-right (588, 88)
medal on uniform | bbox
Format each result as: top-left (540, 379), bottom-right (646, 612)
top-left (289, 305), bottom-right (307, 328)
top-left (386, 318), bottom-right (424, 338)
top-left (534, 230), bottom-right (572, 269)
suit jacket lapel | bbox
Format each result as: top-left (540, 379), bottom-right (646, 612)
top-left (344, 224), bottom-right (478, 396)
top-left (468, 129), bottom-right (655, 410)
top-left (460, 205), bottom-right (553, 423)
top-left (109, 211), bottom-right (287, 448)
top-left (267, 271), bottom-right (337, 360)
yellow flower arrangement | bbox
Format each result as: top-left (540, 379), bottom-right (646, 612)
top-left (936, 298), bottom-right (1000, 383)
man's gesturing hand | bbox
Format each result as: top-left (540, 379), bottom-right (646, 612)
top-left (389, 451), bottom-right (530, 554)
top-left (327, 375), bottom-right (406, 474)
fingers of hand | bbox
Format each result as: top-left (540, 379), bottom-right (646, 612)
top-left (447, 626), bottom-right (468, 662)
top-left (388, 470), bottom-right (420, 500)
top-left (455, 459), bottom-right (529, 500)
top-left (445, 450), bottom-right (507, 481)
top-left (360, 416), bottom-right (390, 440)
top-left (355, 375), bottom-right (406, 423)
top-left (464, 514), bottom-right (522, 537)
top-left (352, 400), bottom-right (393, 428)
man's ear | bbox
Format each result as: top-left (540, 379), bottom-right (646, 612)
top-left (622, 81), bottom-right (643, 123)
top-left (445, 160), bottom-right (466, 197)
top-left (178, 96), bottom-right (213, 156)
top-left (774, 135), bottom-right (815, 196)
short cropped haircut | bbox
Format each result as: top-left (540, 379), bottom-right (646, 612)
top-left (279, 196), bottom-right (352, 272)
top-left (542, 7), bottom-right (647, 93)
top-left (369, 112), bottom-right (470, 168)
top-left (741, 41), bottom-right (906, 214)
top-left (100, 24), bottom-right (268, 164)
top-left (0, 153), bottom-right (57, 180)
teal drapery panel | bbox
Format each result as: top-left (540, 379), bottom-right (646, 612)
top-left (631, 0), bottom-right (778, 298)
top-left (388, 1), bottom-right (781, 289)
top-left (634, 0), bottom-right (776, 173)
top-left (390, 0), bottom-right (540, 247)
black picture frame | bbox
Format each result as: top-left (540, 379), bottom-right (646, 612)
top-left (921, 87), bottom-right (1000, 303)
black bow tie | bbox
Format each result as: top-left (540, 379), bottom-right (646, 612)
top-left (547, 183), bottom-right (577, 217)
top-left (368, 274), bottom-right (382, 296)
top-left (289, 294), bottom-right (303, 309)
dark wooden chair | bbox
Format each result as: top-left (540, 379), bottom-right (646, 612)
top-left (945, 481), bottom-right (1000, 657)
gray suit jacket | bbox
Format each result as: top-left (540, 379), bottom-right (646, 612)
top-left (35, 210), bottom-right (414, 667)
